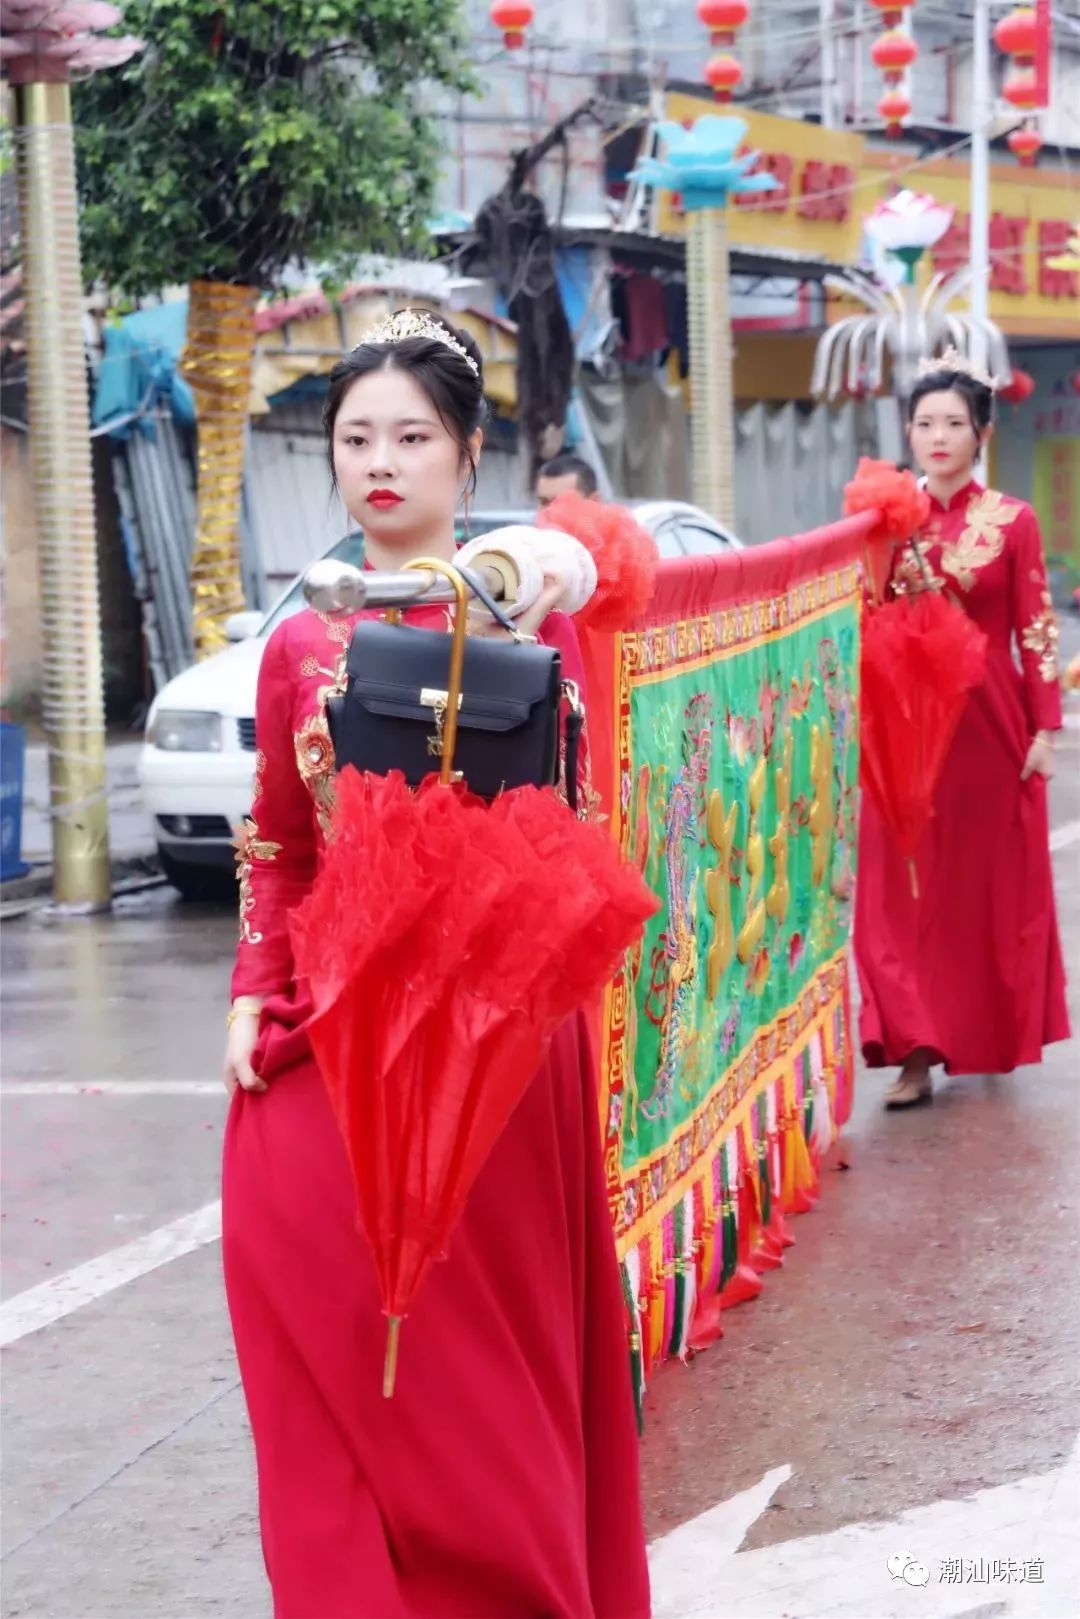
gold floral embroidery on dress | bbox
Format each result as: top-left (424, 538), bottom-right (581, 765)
top-left (1021, 577), bottom-right (1060, 684)
top-left (235, 817), bottom-right (283, 945)
top-left (251, 748), bottom-right (268, 803)
top-left (318, 611), bottom-right (353, 648)
top-left (892, 538), bottom-right (942, 597)
top-left (294, 652), bottom-right (348, 835)
top-left (940, 489), bottom-right (1017, 591)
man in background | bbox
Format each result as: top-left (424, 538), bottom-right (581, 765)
top-left (535, 453), bottom-right (599, 509)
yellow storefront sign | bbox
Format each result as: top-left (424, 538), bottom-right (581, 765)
top-left (659, 92), bottom-right (1079, 338)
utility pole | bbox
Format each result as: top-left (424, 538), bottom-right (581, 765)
top-left (969, 0), bottom-right (993, 373)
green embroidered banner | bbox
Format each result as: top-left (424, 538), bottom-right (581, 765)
top-left (581, 530), bottom-right (864, 1383)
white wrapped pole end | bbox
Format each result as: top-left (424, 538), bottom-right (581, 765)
top-left (457, 526), bottom-right (598, 618)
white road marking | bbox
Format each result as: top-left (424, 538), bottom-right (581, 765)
top-left (0, 1201), bottom-right (222, 1348)
top-left (1049, 820), bottom-right (1080, 854)
top-left (649, 1439), bottom-right (1080, 1619)
top-left (1, 1080), bottom-right (222, 1096)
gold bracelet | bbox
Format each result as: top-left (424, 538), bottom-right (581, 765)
top-left (227, 996), bottom-right (264, 1029)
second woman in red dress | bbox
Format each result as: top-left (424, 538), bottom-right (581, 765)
top-left (855, 356), bottom-right (1068, 1107)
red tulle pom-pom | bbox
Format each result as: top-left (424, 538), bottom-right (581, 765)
top-left (842, 457), bottom-right (930, 548)
top-left (537, 491), bottom-right (659, 631)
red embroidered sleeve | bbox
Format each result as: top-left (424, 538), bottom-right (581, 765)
top-left (1010, 505), bottom-right (1062, 734)
top-left (230, 622), bottom-right (318, 1001)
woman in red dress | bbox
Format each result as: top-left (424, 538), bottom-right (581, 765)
top-left (221, 311), bottom-right (651, 1618)
top-left (855, 356), bottom-right (1068, 1108)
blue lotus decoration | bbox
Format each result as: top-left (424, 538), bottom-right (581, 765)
top-left (633, 116), bottom-right (780, 212)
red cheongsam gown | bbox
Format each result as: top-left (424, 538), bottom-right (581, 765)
top-left (855, 481), bottom-right (1069, 1075)
top-left (222, 600), bottom-right (651, 1619)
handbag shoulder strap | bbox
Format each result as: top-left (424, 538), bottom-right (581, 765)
top-left (456, 564), bottom-right (521, 636)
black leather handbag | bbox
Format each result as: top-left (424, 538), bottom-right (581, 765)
top-left (326, 558), bottom-right (582, 811)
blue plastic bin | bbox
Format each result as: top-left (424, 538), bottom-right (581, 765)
top-left (1, 723), bottom-right (30, 882)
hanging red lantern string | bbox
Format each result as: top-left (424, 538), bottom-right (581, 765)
top-left (705, 52), bottom-right (744, 102)
top-left (697, 0), bottom-right (749, 46)
top-left (869, 0), bottom-right (914, 28)
top-left (994, 6), bottom-right (1047, 169)
top-left (490, 0), bottom-right (534, 49)
top-left (878, 87), bottom-right (912, 137)
top-left (871, 3), bottom-right (917, 138)
top-left (998, 367), bottom-right (1036, 404)
top-left (1002, 64), bottom-right (1039, 109)
top-left (1007, 125), bottom-right (1043, 166)
top-left (871, 28), bottom-right (918, 84)
top-left (993, 6), bottom-right (1039, 61)
top-left (697, 1), bottom-right (748, 103)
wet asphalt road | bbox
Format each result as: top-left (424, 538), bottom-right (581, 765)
top-left (1, 713), bottom-right (1077, 1618)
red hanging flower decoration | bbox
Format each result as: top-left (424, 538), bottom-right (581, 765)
top-left (843, 458), bottom-right (930, 547)
top-left (843, 457), bottom-right (930, 600)
top-left (537, 491), bottom-right (659, 632)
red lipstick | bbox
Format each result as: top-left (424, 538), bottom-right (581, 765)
top-left (367, 489), bottom-right (403, 509)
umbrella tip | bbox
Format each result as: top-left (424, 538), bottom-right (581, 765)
top-left (383, 1316), bottom-right (402, 1398)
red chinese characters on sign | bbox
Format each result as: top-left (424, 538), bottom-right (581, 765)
top-left (1038, 221), bottom-right (1080, 300)
top-left (729, 150), bottom-right (856, 219)
top-left (797, 160), bottom-right (856, 222)
top-left (990, 213), bottom-right (1028, 294)
top-left (733, 150), bottom-right (794, 212)
top-left (932, 212), bottom-right (970, 278)
top-left (931, 211), bottom-right (1029, 294)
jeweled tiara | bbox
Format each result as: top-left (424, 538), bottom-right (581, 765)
top-left (915, 346), bottom-right (998, 392)
top-left (356, 307), bottom-right (480, 377)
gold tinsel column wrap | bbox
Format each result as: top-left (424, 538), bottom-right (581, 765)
top-left (14, 82), bottom-right (111, 910)
top-left (687, 207), bottom-right (735, 532)
top-left (180, 280), bottom-right (259, 660)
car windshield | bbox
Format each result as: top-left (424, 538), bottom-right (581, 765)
top-left (256, 515), bottom-right (530, 637)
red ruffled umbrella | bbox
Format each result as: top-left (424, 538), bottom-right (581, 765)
top-left (290, 768), bottom-right (658, 1395)
top-left (859, 590), bottom-right (987, 893)
top-left (844, 460), bottom-right (988, 894)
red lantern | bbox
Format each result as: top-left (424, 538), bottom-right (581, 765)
top-left (1007, 125), bottom-right (1043, 165)
top-left (872, 28), bottom-right (918, 83)
top-left (878, 88), bottom-right (912, 135)
top-left (999, 367), bottom-right (1035, 404)
top-left (1002, 65), bottom-right (1038, 109)
top-left (869, 0), bottom-right (914, 26)
top-left (490, 0), bottom-right (534, 48)
top-left (705, 52), bottom-right (744, 102)
top-left (994, 6), bottom-right (1039, 60)
top-left (697, 0), bottom-right (749, 46)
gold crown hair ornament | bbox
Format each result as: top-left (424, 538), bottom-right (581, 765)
top-left (356, 308), bottom-right (481, 377)
top-left (915, 346), bottom-right (998, 392)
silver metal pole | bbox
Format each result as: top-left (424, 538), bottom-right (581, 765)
top-left (969, 0), bottom-right (992, 370)
top-left (821, 0), bottom-right (838, 128)
top-left (303, 562), bottom-right (508, 615)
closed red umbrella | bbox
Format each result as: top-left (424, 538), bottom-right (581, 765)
top-left (291, 768), bottom-right (658, 1394)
